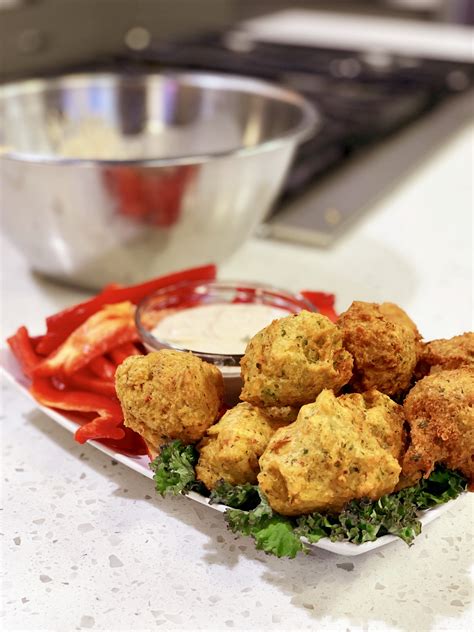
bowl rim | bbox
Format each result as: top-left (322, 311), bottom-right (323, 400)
top-left (135, 278), bottom-right (316, 366)
top-left (0, 70), bottom-right (319, 166)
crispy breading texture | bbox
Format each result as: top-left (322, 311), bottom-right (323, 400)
top-left (258, 389), bottom-right (405, 515)
top-left (379, 302), bottom-right (421, 340)
top-left (196, 402), bottom-right (290, 490)
top-left (415, 332), bottom-right (474, 378)
top-left (115, 350), bottom-right (224, 449)
top-left (259, 405), bottom-right (299, 425)
top-left (338, 301), bottom-right (418, 396)
top-left (401, 368), bottom-right (474, 488)
top-left (240, 311), bottom-right (353, 408)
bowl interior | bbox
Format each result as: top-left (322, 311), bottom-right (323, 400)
top-left (0, 72), bottom-right (314, 161)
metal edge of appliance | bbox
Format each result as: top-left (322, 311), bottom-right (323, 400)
top-left (259, 88), bottom-right (474, 247)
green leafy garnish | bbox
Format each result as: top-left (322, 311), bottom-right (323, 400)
top-left (150, 449), bottom-right (467, 557)
top-left (225, 491), bottom-right (304, 558)
top-left (297, 495), bottom-right (422, 545)
top-left (149, 440), bottom-right (201, 496)
top-left (296, 466), bottom-right (467, 546)
top-left (411, 467), bottom-right (467, 509)
top-left (209, 480), bottom-right (260, 509)
top-left (225, 467), bottom-right (466, 554)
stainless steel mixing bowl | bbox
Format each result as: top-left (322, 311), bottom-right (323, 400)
top-left (0, 71), bottom-right (317, 289)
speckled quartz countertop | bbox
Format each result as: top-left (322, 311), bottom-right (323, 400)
top-left (2, 124), bottom-right (473, 632)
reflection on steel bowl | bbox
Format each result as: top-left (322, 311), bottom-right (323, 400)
top-left (0, 72), bottom-right (317, 289)
top-left (103, 165), bottom-right (198, 228)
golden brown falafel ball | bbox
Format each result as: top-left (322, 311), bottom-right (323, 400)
top-left (258, 389), bottom-right (404, 515)
top-left (338, 301), bottom-right (418, 397)
top-left (196, 403), bottom-right (289, 490)
top-left (240, 311), bottom-right (353, 408)
top-left (379, 302), bottom-right (421, 341)
top-left (362, 389), bottom-right (407, 464)
top-left (401, 368), bottom-right (474, 488)
top-left (115, 350), bottom-right (224, 450)
top-left (415, 332), bottom-right (474, 378)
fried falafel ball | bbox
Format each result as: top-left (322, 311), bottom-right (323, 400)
top-left (196, 402), bottom-right (291, 490)
top-left (401, 368), bottom-right (474, 489)
top-left (115, 350), bottom-right (224, 452)
top-left (338, 301), bottom-right (418, 397)
top-left (258, 389), bottom-right (405, 515)
top-left (362, 389), bottom-right (407, 463)
top-left (379, 302), bottom-right (421, 341)
top-left (240, 311), bottom-right (353, 408)
top-left (415, 332), bottom-right (474, 378)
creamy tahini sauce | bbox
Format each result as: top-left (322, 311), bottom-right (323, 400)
top-left (151, 303), bottom-right (290, 355)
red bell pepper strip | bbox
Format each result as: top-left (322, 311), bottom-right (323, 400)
top-left (100, 426), bottom-right (148, 456)
top-left (88, 355), bottom-right (116, 380)
top-left (109, 342), bottom-right (142, 366)
top-left (35, 264), bottom-right (216, 355)
top-left (34, 302), bottom-right (137, 377)
top-left (64, 370), bottom-right (117, 397)
top-left (74, 416), bottom-right (125, 444)
top-left (31, 376), bottom-right (122, 418)
top-left (7, 326), bottom-right (42, 378)
top-left (301, 290), bottom-right (338, 323)
top-left (30, 376), bottom-right (124, 443)
top-left (101, 282), bottom-right (123, 292)
top-left (29, 335), bottom-right (48, 356)
top-left (31, 376), bottom-right (121, 413)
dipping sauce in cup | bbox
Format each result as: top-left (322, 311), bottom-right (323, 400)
top-left (150, 302), bottom-right (290, 355)
top-left (136, 280), bottom-right (314, 402)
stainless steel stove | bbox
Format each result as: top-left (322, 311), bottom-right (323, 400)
top-left (69, 16), bottom-right (472, 244)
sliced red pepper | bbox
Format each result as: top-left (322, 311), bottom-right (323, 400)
top-left (109, 342), bottom-right (142, 366)
top-left (75, 415), bottom-right (125, 444)
top-left (100, 426), bottom-right (148, 456)
top-left (31, 376), bottom-right (122, 416)
top-left (301, 290), bottom-right (338, 323)
top-left (36, 264), bottom-right (216, 355)
top-left (64, 370), bottom-right (116, 397)
top-left (101, 282), bottom-right (123, 292)
top-left (32, 376), bottom-right (145, 451)
top-left (7, 326), bottom-right (42, 378)
top-left (29, 335), bottom-right (49, 356)
top-left (94, 263), bottom-right (216, 313)
top-left (30, 376), bottom-right (124, 443)
top-left (34, 302), bottom-right (137, 377)
top-left (88, 355), bottom-right (116, 380)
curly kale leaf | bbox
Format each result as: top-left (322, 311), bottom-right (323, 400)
top-left (209, 480), bottom-right (260, 509)
top-left (296, 467), bottom-right (467, 546)
top-left (149, 447), bottom-right (467, 555)
top-left (224, 491), bottom-right (303, 558)
top-left (149, 440), bottom-right (201, 496)
top-left (412, 466), bottom-right (467, 509)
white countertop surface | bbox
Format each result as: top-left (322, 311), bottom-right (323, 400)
top-left (2, 123), bottom-right (473, 632)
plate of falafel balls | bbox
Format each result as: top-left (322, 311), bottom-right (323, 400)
top-left (4, 298), bottom-right (473, 558)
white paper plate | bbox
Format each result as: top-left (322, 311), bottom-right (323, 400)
top-left (0, 347), bottom-right (457, 557)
